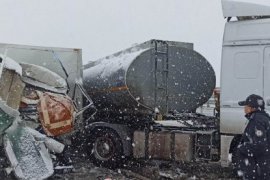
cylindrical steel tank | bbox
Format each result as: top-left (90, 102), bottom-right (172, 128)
top-left (83, 40), bottom-right (216, 115)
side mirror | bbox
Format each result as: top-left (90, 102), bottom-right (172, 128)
top-left (266, 99), bottom-right (270, 106)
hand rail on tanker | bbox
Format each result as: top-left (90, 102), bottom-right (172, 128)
top-left (151, 40), bottom-right (169, 116)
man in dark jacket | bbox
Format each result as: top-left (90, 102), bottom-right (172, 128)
top-left (237, 94), bottom-right (270, 179)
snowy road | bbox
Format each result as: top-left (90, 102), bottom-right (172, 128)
top-left (48, 157), bottom-right (238, 180)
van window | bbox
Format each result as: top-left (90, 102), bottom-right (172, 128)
top-left (234, 52), bottom-right (260, 79)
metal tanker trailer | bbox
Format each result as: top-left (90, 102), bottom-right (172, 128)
top-left (83, 39), bottom-right (216, 117)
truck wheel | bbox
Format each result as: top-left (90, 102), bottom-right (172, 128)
top-left (89, 129), bottom-right (123, 168)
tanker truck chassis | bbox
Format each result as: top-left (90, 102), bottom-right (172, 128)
top-left (83, 112), bottom-right (220, 168)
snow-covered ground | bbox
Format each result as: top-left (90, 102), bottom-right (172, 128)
top-left (0, 139), bottom-right (237, 180)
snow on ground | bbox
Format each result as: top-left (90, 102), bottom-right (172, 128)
top-left (48, 159), bottom-right (237, 180)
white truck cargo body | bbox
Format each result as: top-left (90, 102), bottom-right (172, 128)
top-left (220, 0), bottom-right (270, 166)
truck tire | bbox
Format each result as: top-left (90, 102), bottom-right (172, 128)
top-left (88, 128), bottom-right (123, 168)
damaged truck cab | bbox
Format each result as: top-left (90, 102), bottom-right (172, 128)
top-left (0, 44), bottom-right (94, 179)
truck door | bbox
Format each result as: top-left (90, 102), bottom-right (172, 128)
top-left (222, 46), bottom-right (263, 107)
top-left (263, 47), bottom-right (270, 112)
top-left (221, 46), bottom-right (263, 134)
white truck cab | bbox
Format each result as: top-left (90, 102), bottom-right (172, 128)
top-left (220, 0), bottom-right (270, 166)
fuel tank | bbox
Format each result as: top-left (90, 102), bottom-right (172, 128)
top-left (83, 40), bottom-right (216, 115)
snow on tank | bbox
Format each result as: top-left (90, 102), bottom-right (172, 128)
top-left (85, 47), bottom-right (148, 79)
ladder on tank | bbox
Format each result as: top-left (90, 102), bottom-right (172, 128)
top-left (151, 40), bottom-right (169, 116)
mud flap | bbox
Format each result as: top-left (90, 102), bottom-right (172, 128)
top-left (4, 124), bottom-right (54, 180)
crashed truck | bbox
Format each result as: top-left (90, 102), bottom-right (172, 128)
top-left (0, 44), bottom-right (93, 179)
top-left (82, 0), bottom-right (270, 170)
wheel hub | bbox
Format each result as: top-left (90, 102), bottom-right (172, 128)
top-left (94, 136), bottom-right (115, 161)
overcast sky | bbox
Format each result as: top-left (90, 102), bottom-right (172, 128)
top-left (0, 0), bottom-right (225, 85)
